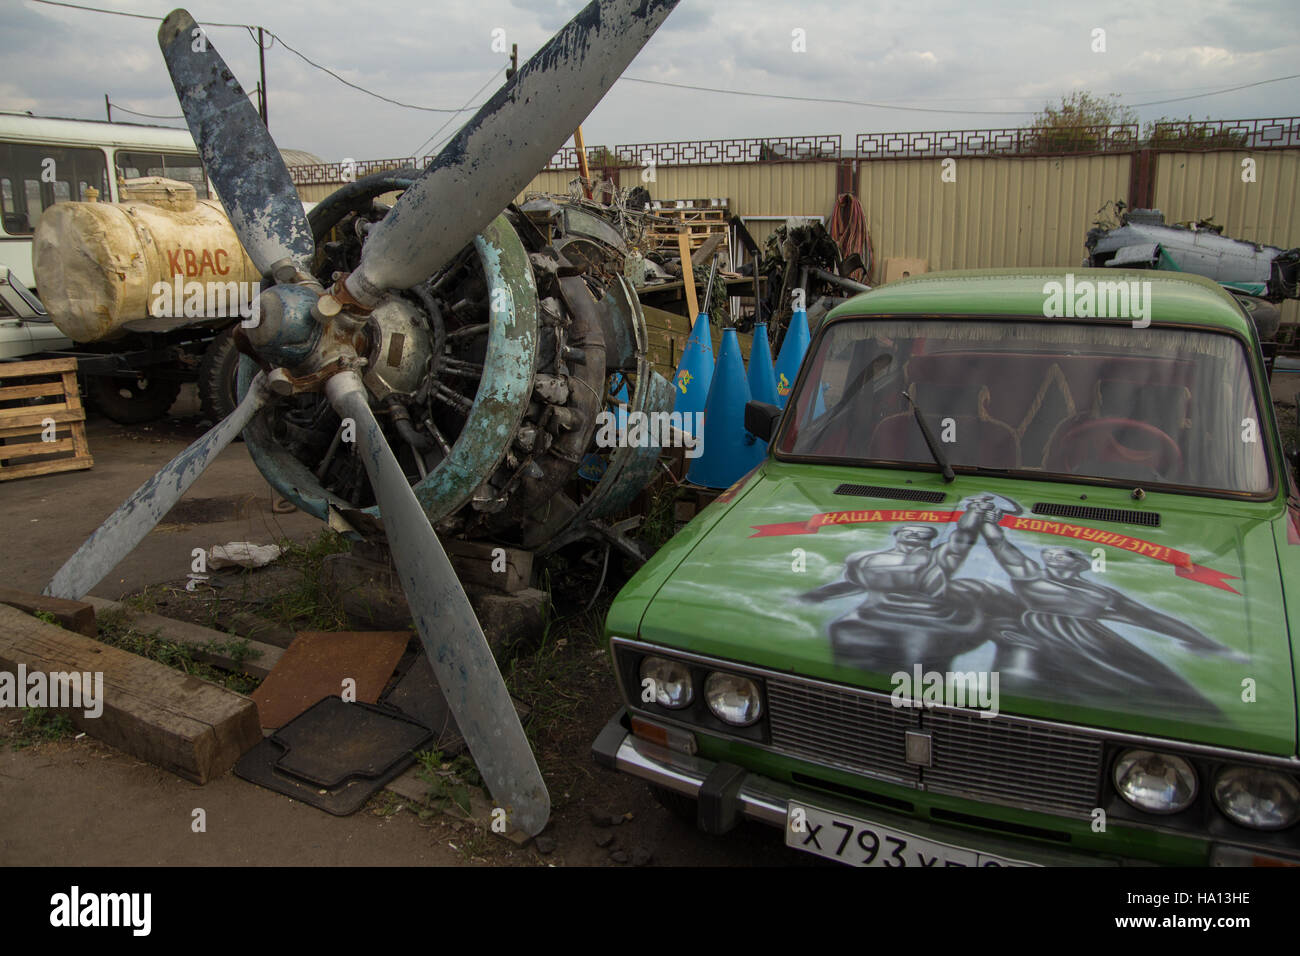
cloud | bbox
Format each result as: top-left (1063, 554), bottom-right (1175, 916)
top-left (1, 0), bottom-right (1297, 161)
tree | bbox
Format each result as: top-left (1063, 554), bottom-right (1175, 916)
top-left (1027, 91), bottom-right (1138, 153)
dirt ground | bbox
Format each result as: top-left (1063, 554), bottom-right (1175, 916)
top-left (0, 387), bottom-right (810, 867)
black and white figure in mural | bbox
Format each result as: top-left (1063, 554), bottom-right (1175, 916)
top-left (804, 493), bottom-right (1240, 713)
top-left (971, 496), bottom-right (1238, 713)
top-left (802, 506), bottom-right (1008, 673)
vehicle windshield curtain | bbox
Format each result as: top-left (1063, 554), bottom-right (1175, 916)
top-left (779, 319), bottom-right (1271, 494)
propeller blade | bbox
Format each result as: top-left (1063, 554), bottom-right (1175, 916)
top-left (324, 371), bottom-right (550, 836)
top-left (345, 0), bottom-right (679, 304)
top-left (45, 372), bottom-right (275, 601)
top-left (158, 9), bottom-right (314, 277)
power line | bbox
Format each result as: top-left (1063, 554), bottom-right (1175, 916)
top-left (29, 0), bottom-right (475, 113)
top-left (622, 77), bottom-right (1038, 116)
top-left (106, 102), bottom-right (184, 120)
top-left (622, 70), bottom-right (1300, 117)
top-left (29, 0), bottom-right (249, 29)
top-left (1128, 73), bottom-right (1300, 107)
top-left (411, 66), bottom-right (506, 157)
top-left (268, 32), bottom-right (471, 113)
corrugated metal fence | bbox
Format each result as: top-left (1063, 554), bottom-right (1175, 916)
top-left (289, 118), bottom-right (1300, 324)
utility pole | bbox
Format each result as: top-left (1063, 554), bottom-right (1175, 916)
top-left (257, 27), bottom-right (268, 127)
top-left (506, 43), bottom-right (518, 81)
top-left (104, 94), bottom-right (111, 122)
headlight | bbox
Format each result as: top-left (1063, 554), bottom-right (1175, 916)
top-left (1213, 766), bottom-right (1300, 830)
top-left (1113, 750), bottom-right (1197, 814)
top-left (639, 656), bottom-right (693, 709)
top-left (704, 672), bottom-right (763, 726)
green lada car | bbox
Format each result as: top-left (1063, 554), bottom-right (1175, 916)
top-left (592, 268), bottom-right (1300, 867)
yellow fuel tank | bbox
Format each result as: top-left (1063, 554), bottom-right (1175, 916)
top-left (32, 177), bottom-right (262, 342)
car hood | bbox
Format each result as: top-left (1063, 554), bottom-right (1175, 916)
top-left (638, 463), bottom-right (1297, 755)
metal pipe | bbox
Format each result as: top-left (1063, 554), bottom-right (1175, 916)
top-left (808, 266), bottom-right (871, 293)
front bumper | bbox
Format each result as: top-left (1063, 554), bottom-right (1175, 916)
top-left (592, 708), bottom-right (1120, 866)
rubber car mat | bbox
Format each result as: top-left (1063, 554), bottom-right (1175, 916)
top-left (234, 698), bottom-right (433, 816)
top-left (271, 696), bottom-right (433, 789)
top-left (379, 651), bottom-right (466, 755)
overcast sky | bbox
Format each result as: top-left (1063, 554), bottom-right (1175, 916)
top-left (4, 0), bottom-right (1299, 162)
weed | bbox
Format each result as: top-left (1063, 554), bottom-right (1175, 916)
top-left (252, 530), bottom-right (351, 631)
top-left (368, 791), bottom-right (406, 818)
top-left (413, 748), bottom-right (483, 817)
top-left (96, 610), bottom-right (260, 694)
top-left (636, 478), bottom-right (684, 553)
top-left (33, 610), bottom-right (60, 627)
top-left (9, 708), bottom-right (74, 749)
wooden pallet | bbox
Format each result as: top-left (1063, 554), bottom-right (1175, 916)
top-left (0, 357), bottom-right (93, 480)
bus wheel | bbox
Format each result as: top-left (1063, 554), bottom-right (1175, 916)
top-left (85, 373), bottom-right (182, 424)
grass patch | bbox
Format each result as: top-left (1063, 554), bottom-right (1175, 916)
top-left (413, 748), bottom-right (484, 818)
top-left (8, 708), bottom-right (74, 749)
top-left (635, 479), bottom-right (684, 553)
top-left (96, 607), bottom-right (260, 694)
top-left (246, 530), bottom-right (351, 631)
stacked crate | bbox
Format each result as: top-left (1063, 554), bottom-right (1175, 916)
top-left (0, 357), bottom-right (93, 480)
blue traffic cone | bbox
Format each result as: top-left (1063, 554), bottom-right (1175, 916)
top-left (773, 308), bottom-right (810, 409)
top-left (747, 322), bottom-right (779, 407)
top-left (672, 312), bottom-right (713, 436)
top-left (687, 328), bottom-right (766, 489)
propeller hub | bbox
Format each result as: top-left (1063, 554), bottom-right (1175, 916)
top-left (245, 284), bottom-right (323, 368)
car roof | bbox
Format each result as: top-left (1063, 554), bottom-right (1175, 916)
top-left (826, 268), bottom-right (1253, 338)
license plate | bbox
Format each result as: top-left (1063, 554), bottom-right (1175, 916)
top-left (785, 802), bottom-right (1036, 867)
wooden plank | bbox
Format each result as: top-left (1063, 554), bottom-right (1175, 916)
top-left (69, 420), bottom-right (90, 459)
top-left (0, 357), bottom-right (78, 377)
top-left (677, 231), bottom-right (699, 319)
top-left (0, 603), bottom-right (261, 784)
top-left (83, 597), bottom-right (284, 680)
top-left (0, 455), bottom-right (93, 481)
top-left (0, 437), bottom-right (74, 460)
top-left (61, 370), bottom-right (85, 413)
top-left (0, 381), bottom-right (66, 401)
top-left (444, 539), bottom-right (533, 594)
top-left (0, 587), bottom-right (96, 638)
top-left (0, 407), bottom-right (79, 432)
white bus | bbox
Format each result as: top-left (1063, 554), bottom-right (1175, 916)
top-left (0, 112), bottom-right (211, 289)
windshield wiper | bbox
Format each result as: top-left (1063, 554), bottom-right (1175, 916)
top-left (901, 392), bottom-right (955, 482)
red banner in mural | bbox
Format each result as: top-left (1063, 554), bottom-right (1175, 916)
top-left (749, 509), bottom-right (1240, 593)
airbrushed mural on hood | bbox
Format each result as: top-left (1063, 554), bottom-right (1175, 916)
top-left (792, 494), bottom-right (1245, 714)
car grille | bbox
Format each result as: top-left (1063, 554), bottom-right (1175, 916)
top-left (767, 677), bottom-right (1104, 819)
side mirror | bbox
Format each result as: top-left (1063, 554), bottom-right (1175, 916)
top-left (744, 400), bottom-right (782, 443)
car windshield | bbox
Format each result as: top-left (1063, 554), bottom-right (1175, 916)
top-left (777, 318), bottom-right (1271, 494)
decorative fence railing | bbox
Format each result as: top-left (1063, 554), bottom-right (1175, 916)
top-left (286, 117), bottom-right (1300, 182)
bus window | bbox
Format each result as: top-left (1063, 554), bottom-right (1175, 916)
top-left (0, 142), bottom-right (109, 235)
top-left (115, 150), bottom-right (209, 198)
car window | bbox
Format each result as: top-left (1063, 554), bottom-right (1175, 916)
top-left (778, 318), bottom-right (1271, 494)
top-left (115, 151), bottom-right (209, 199)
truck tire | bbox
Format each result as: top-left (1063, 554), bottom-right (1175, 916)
top-left (85, 372), bottom-right (182, 424)
top-left (198, 328), bottom-right (241, 423)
